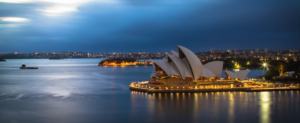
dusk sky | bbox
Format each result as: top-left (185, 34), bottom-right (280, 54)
top-left (0, 0), bottom-right (299, 53)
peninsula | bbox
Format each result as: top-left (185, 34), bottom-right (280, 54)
top-left (130, 45), bottom-right (300, 93)
top-left (98, 58), bottom-right (153, 66)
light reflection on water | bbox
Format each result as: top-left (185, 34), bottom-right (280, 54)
top-left (259, 92), bottom-right (271, 123)
top-left (130, 91), bottom-right (299, 123)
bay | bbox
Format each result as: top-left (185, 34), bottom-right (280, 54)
top-left (0, 59), bottom-right (299, 123)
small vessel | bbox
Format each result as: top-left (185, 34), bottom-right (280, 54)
top-left (20, 63), bottom-right (38, 69)
top-left (0, 59), bottom-right (6, 62)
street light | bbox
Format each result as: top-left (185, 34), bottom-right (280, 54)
top-left (247, 62), bottom-right (250, 68)
top-left (262, 62), bottom-right (269, 70)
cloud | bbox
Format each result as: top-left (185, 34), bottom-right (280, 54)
top-left (0, 17), bottom-right (28, 22)
top-left (0, 0), bottom-right (300, 53)
top-left (0, 0), bottom-right (118, 16)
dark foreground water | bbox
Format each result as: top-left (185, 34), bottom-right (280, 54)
top-left (0, 59), bottom-right (299, 123)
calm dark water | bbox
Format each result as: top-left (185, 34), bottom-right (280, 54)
top-left (0, 59), bottom-right (299, 123)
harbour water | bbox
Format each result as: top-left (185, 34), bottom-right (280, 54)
top-left (0, 59), bottom-right (299, 123)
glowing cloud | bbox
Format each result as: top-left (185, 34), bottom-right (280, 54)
top-left (0, 0), bottom-right (34, 3)
top-left (0, 0), bottom-right (119, 16)
top-left (0, 17), bottom-right (28, 22)
top-left (0, 0), bottom-right (89, 4)
top-left (41, 5), bottom-right (78, 14)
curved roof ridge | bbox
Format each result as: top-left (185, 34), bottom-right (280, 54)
top-left (204, 61), bottom-right (223, 79)
top-left (178, 45), bottom-right (203, 80)
top-left (170, 63), bottom-right (181, 77)
top-left (224, 70), bottom-right (235, 79)
top-left (171, 50), bottom-right (179, 57)
top-left (201, 67), bottom-right (216, 78)
top-left (235, 70), bottom-right (250, 80)
top-left (224, 70), bottom-right (250, 80)
top-left (153, 60), bottom-right (171, 76)
top-left (168, 54), bottom-right (192, 79)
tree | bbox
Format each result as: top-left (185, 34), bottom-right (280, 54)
top-left (265, 68), bottom-right (279, 80)
top-left (275, 64), bottom-right (286, 78)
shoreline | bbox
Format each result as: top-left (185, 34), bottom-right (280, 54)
top-left (130, 86), bottom-right (300, 93)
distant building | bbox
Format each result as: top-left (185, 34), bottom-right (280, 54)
top-left (227, 49), bottom-right (232, 54)
top-left (265, 48), bottom-right (267, 53)
top-left (250, 50), bottom-right (254, 54)
top-left (255, 48), bottom-right (259, 53)
top-left (242, 50), bottom-right (246, 54)
top-left (211, 48), bottom-right (215, 53)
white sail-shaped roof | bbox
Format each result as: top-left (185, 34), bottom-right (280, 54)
top-left (224, 70), bottom-right (250, 81)
top-left (201, 67), bottom-right (216, 78)
top-left (224, 70), bottom-right (235, 79)
top-left (153, 61), bottom-right (171, 76)
top-left (171, 50), bottom-right (179, 57)
top-left (235, 70), bottom-right (250, 81)
top-left (204, 61), bottom-right (223, 79)
top-left (163, 58), bottom-right (168, 62)
top-left (170, 63), bottom-right (181, 77)
top-left (168, 54), bottom-right (193, 79)
top-left (178, 45), bottom-right (203, 80)
top-left (234, 73), bottom-right (239, 78)
top-left (152, 45), bottom-right (225, 81)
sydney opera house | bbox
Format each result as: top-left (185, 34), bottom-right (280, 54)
top-left (130, 45), bottom-right (251, 92)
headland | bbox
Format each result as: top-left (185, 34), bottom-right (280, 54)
top-left (129, 45), bottom-right (300, 93)
top-left (98, 58), bottom-right (153, 66)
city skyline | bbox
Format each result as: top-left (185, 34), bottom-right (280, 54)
top-left (1, 48), bottom-right (299, 54)
top-left (1, 48), bottom-right (299, 62)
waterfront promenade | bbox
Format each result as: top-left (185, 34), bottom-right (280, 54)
top-left (129, 81), bottom-right (300, 93)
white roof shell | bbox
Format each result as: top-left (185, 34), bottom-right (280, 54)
top-left (201, 67), bottom-right (216, 78)
top-left (224, 70), bottom-right (250, 81)
top-left (153, 60), bottom-right (180, 77)
top-left (152, 45), bottom-right (224, 81)
top-left (168, 54), bottom-right (193, 79)
top-left (178, 45), bottom-right (203, 80)
top-left (224, 71), bottom-right (237, 78)
top-left (204, 61), bottom-right (223, 79)
top-left (153, 60), bottom-right (170, 76)
top-left (171, 50), bottom-right (179, 57)
top-left (170, 63), bottom-right (181, 77)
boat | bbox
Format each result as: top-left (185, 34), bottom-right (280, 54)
top-left (20, 63), bottom-right (38, 69)
top-left (0, 59), bottom-right (6, 62)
